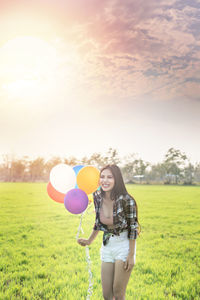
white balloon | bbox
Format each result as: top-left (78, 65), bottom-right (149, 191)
top-left (50, 164), bottom-right (76, 194)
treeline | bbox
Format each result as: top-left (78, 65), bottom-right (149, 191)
top-left (0, 148), bottom-right (200, 185)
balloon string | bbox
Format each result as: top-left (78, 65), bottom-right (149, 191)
top-left (86, 245), bottom-right (93, 300)
top-left (85, 203), bottom-right (95, 214)
top-left (76, 212), bottom-right (84, 240)
top-left (76, 211), bottom-right (93, 300)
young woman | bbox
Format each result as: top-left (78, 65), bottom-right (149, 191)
top-left (77, 164), bottom-right (141, 300)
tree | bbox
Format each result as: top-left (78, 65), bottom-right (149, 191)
top-left (29, 157), bottom-right (45, 181)
top-left (133, 159), bottom-right (149, 175)
top-left (103, 148), bottom-right (120, 166)
top-left (11, 160), bottom-right (26, 181)
top-left (122, 153), bottom-right (137, 183)
top-left (1, 154), bottom-right (13, 181)
top-left (44, 156), bottom-right (63, 181)
top-left (80, 148), bottom-right (120, 169)
top-left (122, 154), bottom-right (149, 183)
top-left (163, 148), bottom-right (188, 184)
top-left (183, 163), bottom-right (195, 185)
top-left (86, 152), bottom-right (105, 169)
top-left (64, 156), bottom-right (78, 166)
top-left (194, 163), bottom-right (200, 184)
top-left (146, 163), bottom-right (166, 183)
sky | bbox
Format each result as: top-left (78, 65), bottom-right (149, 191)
top-left (0, 0), bottom-right (200, 164)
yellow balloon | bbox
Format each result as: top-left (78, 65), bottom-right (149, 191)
top-left (88, 194), bottom-right (93, 204)
top-left (77, 166), bottom-right (100, 195)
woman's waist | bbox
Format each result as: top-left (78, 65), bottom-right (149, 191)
top-left (104, 229), bottom-right (128, 237)
top-left (103, 230), bottom-right (128, 246)
top-left (99, 222), bottom-right (128, 235)
top-left (106, 224), bottom-right (128, 234)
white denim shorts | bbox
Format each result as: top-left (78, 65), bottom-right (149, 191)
top-left (100, 231), bottom-right (137, 263)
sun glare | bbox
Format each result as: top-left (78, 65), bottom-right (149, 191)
top-left (2, 79), bottom-right (41, 99)
top-left (0, 36), bottom-right (59, 100)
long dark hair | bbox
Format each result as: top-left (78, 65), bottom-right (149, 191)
top-left (100, 164), bottom-right (141, 235)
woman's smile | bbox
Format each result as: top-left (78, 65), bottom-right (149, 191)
top-left (100, 169), bottom-right (115, 192)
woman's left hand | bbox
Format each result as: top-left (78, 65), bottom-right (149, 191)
top-left (124, 254), bottom-right (135, 272)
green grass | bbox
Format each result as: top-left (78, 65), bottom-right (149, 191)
top-left (0, 183), bottom-right (200, 299)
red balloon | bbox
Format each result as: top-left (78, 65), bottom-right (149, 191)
top-left (47, 182), bottom-right (65, 203)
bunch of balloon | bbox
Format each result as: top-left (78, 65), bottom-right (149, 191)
top-left (47, 164), bottom-right (100, 214)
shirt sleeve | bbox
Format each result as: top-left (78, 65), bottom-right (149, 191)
top-left (125, 194), bottom-right (139, 240)
top-left (93, 192), bottom-right (100, 231)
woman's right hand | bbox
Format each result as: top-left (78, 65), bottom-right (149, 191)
top-left (77, 238), bottom-right (90, 247)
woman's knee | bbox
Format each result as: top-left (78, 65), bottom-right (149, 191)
top-left (102, 290), bottom-right (113, 300)
top-left (113, 286), bottom-right (125, 299)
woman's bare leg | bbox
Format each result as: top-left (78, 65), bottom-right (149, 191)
top-left (101, 262), bottom-right (115, 300)
top-left (113, 260), bottom-right (134, 300)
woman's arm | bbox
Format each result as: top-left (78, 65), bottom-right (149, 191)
top-left (124, 195), bottom-right (138, 271)
top-left (77, 230), bottom-right (99, 246)
top-left (124, 239), bottom-right (136, 272)
top-left (125, 194), bottom-right (138, 240)
top-left (78, 191), bottom-right (100, 247)
top-left (129, 238), bottom-right (136, 256)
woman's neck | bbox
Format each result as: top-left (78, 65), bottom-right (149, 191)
top-left (103, 191), bottom-right (112, 202)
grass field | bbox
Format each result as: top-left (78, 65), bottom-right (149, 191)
top-left (0, 183), bottom-right (200, 300)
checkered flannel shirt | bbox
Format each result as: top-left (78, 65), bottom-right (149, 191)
top-left (93, 189), bottom-right (138, 240)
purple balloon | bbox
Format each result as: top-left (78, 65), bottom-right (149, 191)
top-left (64, 188), bottom-right (88, 214)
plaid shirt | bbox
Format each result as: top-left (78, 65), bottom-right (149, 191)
top-left (93, 189), bottom-right (138, 240)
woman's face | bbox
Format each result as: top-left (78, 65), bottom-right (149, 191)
top-left (100, 168), bottom-right (115, 192)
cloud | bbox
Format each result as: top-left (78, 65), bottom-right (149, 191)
top-left (185, 77), bottom-right (200, 83)
top-left (1, 0), bottom-right (199, 102)
top-left (0, 1), bottom-right (200, 162)
top-left (69, 0), bottom-right (200, 101)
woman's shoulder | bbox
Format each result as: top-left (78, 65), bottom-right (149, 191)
top-left (92, 189), bottom-right (102, 201)
top-left (120, 193), bottom-right (135, 205)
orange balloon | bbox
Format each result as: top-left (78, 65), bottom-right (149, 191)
top-left (47, 182), bottom-right (65, 203)
top-left (77, 166), bottom-right (100, 195)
